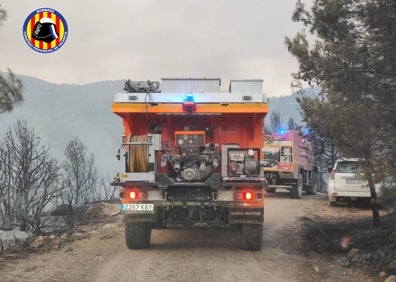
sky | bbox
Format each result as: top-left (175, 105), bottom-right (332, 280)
top-left (0, 0), bottom-right (309, 97)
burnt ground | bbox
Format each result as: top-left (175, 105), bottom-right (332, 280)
top-left (298, 200), bottom-right (396, 278)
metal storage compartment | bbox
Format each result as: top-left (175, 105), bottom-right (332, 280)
top-left (161, 78), bottom-right (221, 93)
top-left (229, 79), bottom-right (263, 93)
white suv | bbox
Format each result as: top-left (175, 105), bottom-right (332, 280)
top-left (328, 158), bottom-right (370, 206)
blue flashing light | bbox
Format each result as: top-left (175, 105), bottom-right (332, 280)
top-left (182, 94), bottom-right (196, 112)
top-left (304, 128), bottom-right (311, 135)
top-left (278, 128), bottom-right (286, 135)
top-left (183, 95), bottom-right (195, 102)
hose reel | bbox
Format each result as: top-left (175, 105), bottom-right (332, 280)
top-left (128, 135), bottom-right (149, 172)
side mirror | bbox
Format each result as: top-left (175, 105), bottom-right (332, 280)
top-left (328, 167), bottom-right (333, 173)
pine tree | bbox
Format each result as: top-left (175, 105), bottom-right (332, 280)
top-left (285, 0), bottom-right (396, 227)
top-left (0, 5), bottom-right (23, 113)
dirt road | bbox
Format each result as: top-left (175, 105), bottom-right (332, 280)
top-left (0, 192), bottom-right (377, 282)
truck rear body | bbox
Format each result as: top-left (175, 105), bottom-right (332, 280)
top-left (112, 78), bottom-right (268, 250)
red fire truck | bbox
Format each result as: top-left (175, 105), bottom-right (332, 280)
top-left (112, 78), bottom-right (268, 250)
top-left (262, 130), bottom-right (319, 198)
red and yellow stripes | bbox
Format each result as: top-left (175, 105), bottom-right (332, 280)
top-left (26, 11), bottom-right (65, 50)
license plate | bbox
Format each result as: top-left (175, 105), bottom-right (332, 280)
top-left (346, 179), bottom-right (361, 184)
top-left (121, 203), bottom-right (154, 213)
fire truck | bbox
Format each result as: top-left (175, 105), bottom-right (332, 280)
top-left (262, 130), bottom-right (318, 198)
top-left (112, 78), bottom-right (268, 250)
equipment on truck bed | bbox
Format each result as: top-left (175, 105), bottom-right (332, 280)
top-left (123, 79), bottom-right (160, 93)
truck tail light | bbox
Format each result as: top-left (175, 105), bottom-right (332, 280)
top-left (329, 170), bottom-right (335, 180)
top-left (120, 188), bottom-right (148, 200)
top-left (244, 192), bottom-right (253, 200)
top-left (129, 191), bottom-right (138, 199)
top-left (233, 191), bottom-right (262, 201)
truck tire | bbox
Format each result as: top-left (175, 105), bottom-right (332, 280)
top-left (240, 224), bottom-right (263, 251)
top-left (264, 187), bottom-right (276, 193)
top-left (329, 201), bottom-right (337, 207)
top-left (125, 222), bottom-right (151, 249)
top-left (291, 172), bottom-right (303, 199)
top-left (306, 171), bottom-right (319, 195)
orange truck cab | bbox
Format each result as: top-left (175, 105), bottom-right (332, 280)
top-left (112, 78), bottom-right (268, 250)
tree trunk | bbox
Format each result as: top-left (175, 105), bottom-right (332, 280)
top-left (372, 201), bottom-right (380, 228)
top-left (369, 178), bottom-right (381, 228)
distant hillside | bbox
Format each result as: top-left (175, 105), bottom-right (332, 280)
top-left (265, 86), bottom-right (321, 130)
top-left (266, 95), bottom-right (302, 126)
top-left (0, 74), bottom-right (313, 177)
top-left (0, 74), bottom-right (125, 176)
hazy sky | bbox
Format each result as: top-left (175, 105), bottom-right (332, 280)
top-left (0, 0), bottom-right (309, 96)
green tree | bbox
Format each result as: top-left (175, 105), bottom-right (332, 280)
top-left (285, 0), bottom-right (396, 227)
top-left (0, 5), bottom-right (23, 113)
top-left (0, 5), bottom-right (6, 24)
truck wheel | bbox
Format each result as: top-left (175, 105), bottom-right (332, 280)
top-left (125, 222), bottom-right (152, 249)
top-left (306, 172), bottom-right (319, 195)
top-left (240, 224), bottom-right (263, 251)
top-left (265, 187), bottom-right (276, 193)
top-left (291, 173), bottom-right (303, 199)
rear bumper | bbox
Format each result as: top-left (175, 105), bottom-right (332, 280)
top-left (121, 200), bottom-right (264, 226)
top-left (119, 183), bottom-right (265, 226)
top-left (328, 191), bottom-right (371, 202)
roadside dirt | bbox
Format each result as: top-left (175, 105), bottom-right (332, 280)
top-left (0, 192), bottom-right (393, 282)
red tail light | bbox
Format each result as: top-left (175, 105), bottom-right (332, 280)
top-left (128, 191), bottom-right (138, 199)
top-left (244, 192), bottom-right (253, 200)
top-left (233, 191), bottom-right (262, 201)
top-left (120, 188), bottom-right (148, 200)
top-left (329, 170), bottom-right (335, 180)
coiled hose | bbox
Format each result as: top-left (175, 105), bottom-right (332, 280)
top-left (128, 135), bottom-right (149, 172)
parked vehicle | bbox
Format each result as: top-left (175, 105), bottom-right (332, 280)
top-left (328, 158), bottom-right (370, 206)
